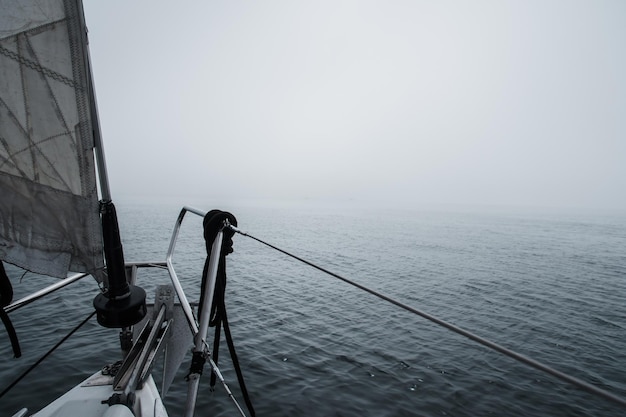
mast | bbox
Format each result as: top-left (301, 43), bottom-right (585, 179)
top-left (72, 0), bottom-right (146, 327)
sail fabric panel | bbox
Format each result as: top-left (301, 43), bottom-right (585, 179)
top-left (0, 175), bottom-right (102, 278)
top-left (0, 0), bottom-right (104, 278)
top-left (0, 2), bottom-right (65, 40)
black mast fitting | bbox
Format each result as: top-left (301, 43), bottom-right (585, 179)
top-left (93, 200), bottom-right (146, 328)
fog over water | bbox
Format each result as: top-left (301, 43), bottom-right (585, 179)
top-left (84, 1), bottom-right (626, 212)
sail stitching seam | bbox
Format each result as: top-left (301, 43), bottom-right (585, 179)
top-left (0, 45), bottom-right (79, 89)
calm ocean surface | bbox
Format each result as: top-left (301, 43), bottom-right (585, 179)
top-left (1, 202), bottom-right (625, 416)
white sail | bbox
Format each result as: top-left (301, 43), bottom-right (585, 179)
top-left (0, 0), bottom-right (104, 279)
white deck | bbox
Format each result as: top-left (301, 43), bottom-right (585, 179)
top-left (31, 371), bottom-right (167, 417)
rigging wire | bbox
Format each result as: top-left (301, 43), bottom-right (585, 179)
top-left (0, 311), bottom-right (96, 400)
top-left (202, 340), bottom-right (248, 417)
top-left (229, 225), bottom-right (626, 409)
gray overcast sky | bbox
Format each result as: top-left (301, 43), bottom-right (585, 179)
top-left (84, 1), bottom-right (626, 211)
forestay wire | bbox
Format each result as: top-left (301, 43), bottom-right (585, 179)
top-left (228, 225), bottom-right (626, 409)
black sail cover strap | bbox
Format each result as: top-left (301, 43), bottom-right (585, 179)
top-left (200, 210), bottom-right (255, 417)
top-left (0, 261), bottom-right (21, 358)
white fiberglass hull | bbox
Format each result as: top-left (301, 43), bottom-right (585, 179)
top-left (31, 371), bottom-right (167, 417)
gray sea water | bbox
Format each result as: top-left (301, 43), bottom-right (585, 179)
top-left (1, 202), bottom-right (625, 416)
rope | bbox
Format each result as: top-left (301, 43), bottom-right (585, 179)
top-left (0, 311), bottom-right (96, 400)
top-left (230, 226), bottom-right (626, 409)
top-left (201, 211), bottom-right (255, 417)
top-left (0, 308), bottom-right (20, 358)
top-left (0, 261), bottom-right (21, 358)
